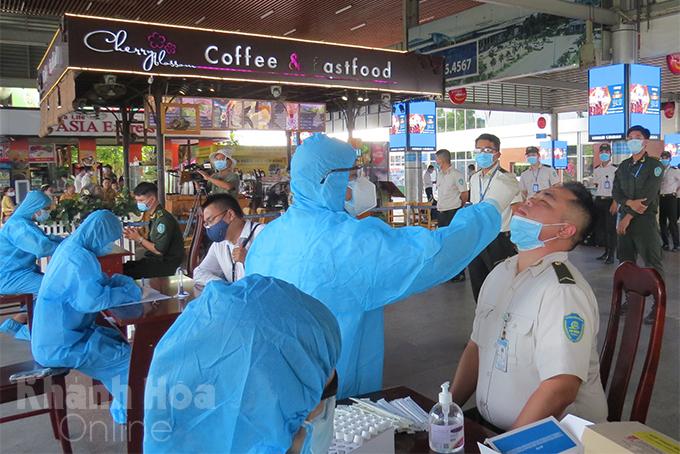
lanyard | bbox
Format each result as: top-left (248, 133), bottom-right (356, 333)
top-left (479, 165), bottom-right (499, 201)
top-left (530, 166), bottom-right (541, 182)
top-left (628, 160), bottom-right (642, 178)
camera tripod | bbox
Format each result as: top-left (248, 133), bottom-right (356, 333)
top-left (183, 184), bottom-right (208, 241)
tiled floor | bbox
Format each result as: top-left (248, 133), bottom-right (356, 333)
top-left (1, 244), bottom-right (678, 453)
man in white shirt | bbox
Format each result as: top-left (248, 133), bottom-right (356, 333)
top-left (80, 166), bottom-right (94, 190)
top-left (468, 134), bottom-right (523, 302)
top-left (73, 166), bottom-right (86, 193)
top-left (592, 143), bottom-right (618, 263)
top-left (424, 165), bottom-right (435, 202)
top-left (193, 194), bottom-right (264, 295)
top-left (435, 149), bottom-right (469, 282)
top-left (519, 146), bottom-right (560, 200)
top-left (451, 183), bottom-right (608, 432)
top-left (659, 150), bottom-right (680, 252)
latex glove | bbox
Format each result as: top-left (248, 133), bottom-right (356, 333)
top-left (483, 174), bottom-right (519, 213)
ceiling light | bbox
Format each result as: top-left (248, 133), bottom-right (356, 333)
top-left (195, 16), bottom-right (205, 25)
top-left (336, 5), bottom-right (352, 14)
top-left (419, 16), bottom-right (435, 23)
top-left (156, 0), bottom-right (163, 5)
top-left (357, 96), bottom-right (364, 101)
top-left (209, 84), bottom-right (215, 92)
top-left (197, 83), bottom-right (203, 92)
top-left (350, 23), bottom-right (366, 31)
top-left (179, 80), bottom-right (189, 95)
top-left (284, 29), bottom-right (296, 36)
top-left (86, 2), bottom-right (92, 11)
top-left (261, 10), bottom-right (274, 19)
top-left (342, 95), bottom-right (348, 101)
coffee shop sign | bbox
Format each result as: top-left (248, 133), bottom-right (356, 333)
top-left (83, 28), bottom-right (393, 80)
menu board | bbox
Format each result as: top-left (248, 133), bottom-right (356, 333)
top-left (212, 98), bottom-right (230, 129)
top-left (389, 102), bottom-right (407, 151)
top-left (182, 98), bottom-right (213, 129)
top-left (408, 101), bottom-right (436, 151)
top-left (228, 100), bottom-right (244, 129)
top-left (629, 63), bottom-right (661, 140)
top-left (286, 103), bottom-right (299, 131)
top-left (664, 133), bottom-right (680, 167)
top-left (299, 103), bottom-right (326, 132)
top-left (588, 64), bottom-right (626, 141)
top-left (271, 102), bottom-right (288, 130)
top-left (10, 147), bottom-right (29, 181)
top-left (29, 144), bottom-right (56, 162)
top-left (0, 143), bottom-right (8, 162)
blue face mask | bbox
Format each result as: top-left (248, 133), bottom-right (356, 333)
top-left (214, 160), bottom-right (228, 171)
top-left (600, 153), bottom-right (611, 162)
top-left (660, 159), bottom-right (670, 167)
top-left (35, 209), bottom-right (51, 222)
top-left (300, 396), bottom-right (336, 454)
top-left (475, 152), bottom-right (495, 169)
top-left (137, 202), bottom-right (149, 212)
top-left (627, 139), bottom-right (644, 154)
top-left (509, 215), bottom-right (567, 251)
top-left (96, 242), bottom-right (115, 257)
top-left (205, 219), bottom-right (229, 243)
top-left (526, 156), bottom-right (539, 165)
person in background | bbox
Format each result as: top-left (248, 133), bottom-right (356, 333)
top-left (102, 164), bottom-right (118, 184)
top-left (659, 150), bottom-right (680, 252)
top-left (118, 176), bottom-right (126, 191)
top-left (246, 134), bottom-right (518, 399)
top-left (468, 163), bottom-right (477, 183)
top-left (197, 148), bottom-right (240, 200)
top-left (31, 210), bottom-right (141, 425)
top-left (1, 186), bottom-right (15, 224)
top-left (111, 180), bottom-right (120, 192)
top-left (519, 146), bottom-right (560, 200)
top-left (592, 144), bottom-right (618, 264)
top-left (80, 166), bottom-right (94, 189)
top-left (450, 183), bottom-right (608, 432)
top-left (123, 183), bottom-right (185, 278)
top-left (468, 133), bottom-right (523, 302)
top-left (612, 126), bottom-right (664, 324)
top-left (81, 182), bottom-right (104, 202)
top-left (41, 184), bottom-right (58, 209)
top-left (0, 191), bottom-right (64, 340)
top-left (192, 194), bottom-right (264, 295)
top-left (59, 180), bottom-right (79, 202)
top-left (101, 177), bottom-right (117, 206)
top-left (424, 164), bottom-right (435, 202)
top-left (143, 276), bottom-right (341, 453)
top-left (435, 149), bottom-right (469, 283)
top-left (74, 166), bottom-right (86, 193)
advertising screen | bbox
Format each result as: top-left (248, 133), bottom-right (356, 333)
top-left (389, 102), bottom-right (407, 151)
top-left (408, 101), bottom-right (436, 151)
top-left (664, 133), bottom-right (680, 167)
top-left (552, 140), bottom-right (568, 169)
top-left (629, 64), bottom-right (661, 140)
top-left (539, 141), bottom-right (553, 167)
top-left (589, 64), bottom-right (626, 141)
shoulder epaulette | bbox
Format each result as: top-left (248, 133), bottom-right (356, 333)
top-left (552, 261), bottom-right (576, 284)
top-left (594, 165), bottom-right (601, 169)
top-left (498, 167), bottom-right (508, 173)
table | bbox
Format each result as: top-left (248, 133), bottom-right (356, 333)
top-left (339, 386), bottom-right (497, 454)
top-left (98, 245), bottom-right (134, 277)
top-left (104, 276), bottom-right (195, 454)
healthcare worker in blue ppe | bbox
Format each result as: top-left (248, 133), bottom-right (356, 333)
top-left (143, 275), bottom-right (341, 453)
top-left (0, 190), bottom-right (63, 340)
top-left (246, 134), bottom-right (518, 399)
top-left (31, 210), bottom-right (142, 424)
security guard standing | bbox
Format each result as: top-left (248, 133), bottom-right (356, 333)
top-left (659, 151), bottom-right (680, 251)
top-left (612, 126), bottom-right (664, 324)
top-left (123, 182), bottom-right (185, 279)
top-left (592, 144), bottom-right (618, 264)
top-left (518, 146), bottom-right (560, 200)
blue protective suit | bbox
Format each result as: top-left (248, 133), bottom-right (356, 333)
top-left (246, 134), bottom-right (502, 399)
top-left (143, 276), bottom-right (341, 453)
top-left (0, 190), bottom-right (62, 295)
top-left (31, 210), bottom-right (142, 424)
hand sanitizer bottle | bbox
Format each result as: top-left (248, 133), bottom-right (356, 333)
top-left (428, 381), bottom-right (464, 453)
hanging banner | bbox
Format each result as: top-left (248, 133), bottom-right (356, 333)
top-left (0, 143), bottom-right (8, 162)
top-left (79, 138), bottom-right (97, 166)
top-left (9, 146), bottom-right (29, 180)
top-left (29, 144), bottom-right (56, 162)
top-left (231, 146), bottom-right (288, 176)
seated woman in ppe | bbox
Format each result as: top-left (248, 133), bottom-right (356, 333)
top-left (143, 275), bottom-right (341, 454)
top-left (0, 190), bottom-right (64, 340)
top-left (246, 134), bottom-right (518, 399)
top-left (31, 210), bottom-right (142, 424)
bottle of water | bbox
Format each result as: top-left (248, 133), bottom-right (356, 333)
top-left (428, 381), bottom-right (464, 453)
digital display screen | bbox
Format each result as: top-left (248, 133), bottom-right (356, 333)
top-left (629, 64), bottom-right (661, 140)
top-left (539, 141), bottom-right (553, 167)
top-left (408, 101), bottom-right (436, 151)
top-left (664, 133), bottom-right (680, 167)
top-left (389, 102), bottom-right (407, 151)
top-left (589, 64), bottom-right (626, 141)
top-left (539, 140), bottom-right (568, 169)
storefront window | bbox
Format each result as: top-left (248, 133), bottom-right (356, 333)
top-left (564, 145), bottom-right (578, 183)
top-left (0, 87), bottom-right (40, 108)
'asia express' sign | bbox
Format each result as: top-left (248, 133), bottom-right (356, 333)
top-left (59, 15), bottom-right (443, 95)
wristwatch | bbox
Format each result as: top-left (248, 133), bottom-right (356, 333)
top-left (136, 238), bottom-right (144, 245)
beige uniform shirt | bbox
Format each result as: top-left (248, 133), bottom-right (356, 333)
top-left (436, 166), bottom-right (467, 211)
top-left (469, 162), bottom-right (522, 232)
top-left (519, 165), bottom-right (560, 199)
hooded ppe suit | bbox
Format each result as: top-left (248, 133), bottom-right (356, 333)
top-left (31, 210), bottom-right (142, 424)
top-left (0, 190), bottom-right (62, 295)
top-left (143, 276), bottom-right (341, 453)
top-left (246, 134), bottom-right (504, 399)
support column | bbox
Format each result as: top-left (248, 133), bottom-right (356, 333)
top-left (344, 91), bottom-right (356, 140)
top-left (403, 0), bottom-right (421, 203)
top-left (121, 104), bottom-right (131, 189)
top-left (152, 79), bottom-right (167, 205)
top-left (611, 23), bottom-right (637, 64)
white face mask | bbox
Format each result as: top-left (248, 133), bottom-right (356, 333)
top-left (344, 176), bottom-right (377, 217)
top-left (7, 192), bottom-right (15, 197)
top-left (300, 396), bottom-right (336, 454)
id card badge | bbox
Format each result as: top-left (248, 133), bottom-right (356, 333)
top-left (604, 181), bottom-right (610, 190)
top-left (533, 183), bottom-right (539, 193)
top-left (495, 338), bottom-right (508, 372)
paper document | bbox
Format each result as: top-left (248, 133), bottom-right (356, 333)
top-left (116, 288), bottom-right (172, 306)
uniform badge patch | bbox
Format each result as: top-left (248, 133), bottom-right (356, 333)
top-left (654, 167), bottom-right (662, 177)
top-left (157, 223), bottom-right (165, 234)
top-left (564, 313), bottom-right (584, 343)
top-left (459, 178), bottom-right (465, 186)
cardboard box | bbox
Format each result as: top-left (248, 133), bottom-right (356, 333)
top-left (582, 421), bottom-right (679, 454)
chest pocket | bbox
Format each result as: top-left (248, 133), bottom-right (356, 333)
top-left (473, 302), bottom-right (495, 349)
top-left (506, 314), bottom-right (535, 367)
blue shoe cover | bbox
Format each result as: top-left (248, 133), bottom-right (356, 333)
top-left (14, 324), bottom-right (31, 341)
top-left (110, 398), bottom-right (127, 425)
top-left (0, 319), bottom-right (21, 336)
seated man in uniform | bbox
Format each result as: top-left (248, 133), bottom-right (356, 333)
top-left (123, 183), bottom-right (185, 278)
top-left (450, 182), bottom-right (608, 432)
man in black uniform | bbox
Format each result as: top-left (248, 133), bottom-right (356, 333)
top-left (612, 126), bottom-right (665, 324)
top-left (592, 143), bottom-right (618, 264)
top-left (123, 182), bottom-right (185, 278)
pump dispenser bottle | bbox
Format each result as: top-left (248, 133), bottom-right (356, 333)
top-left (428, 381), bottom-right (464, 453)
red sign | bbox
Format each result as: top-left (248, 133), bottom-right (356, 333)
top-left (667, 53), bottom-right (680, 75)
top-left (449, 88), bottom-right (467, 104)
top-left (537, 116), bottom-right (547, 129)
top-left (664, 102), bottom-right (675, 119)
top-left (372, 144), bottom-right (385, 165)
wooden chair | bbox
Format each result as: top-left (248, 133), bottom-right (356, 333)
top-left (0, 294), bottom-right (72, 453)
top-left (599, 261), bottom-right (666, 423)
top-left (186, 210), bottom-right (205, 278)
top-left (410, 202), bottom-right (438, 230)
top-left (385, 202), bottom-right (407, 228)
